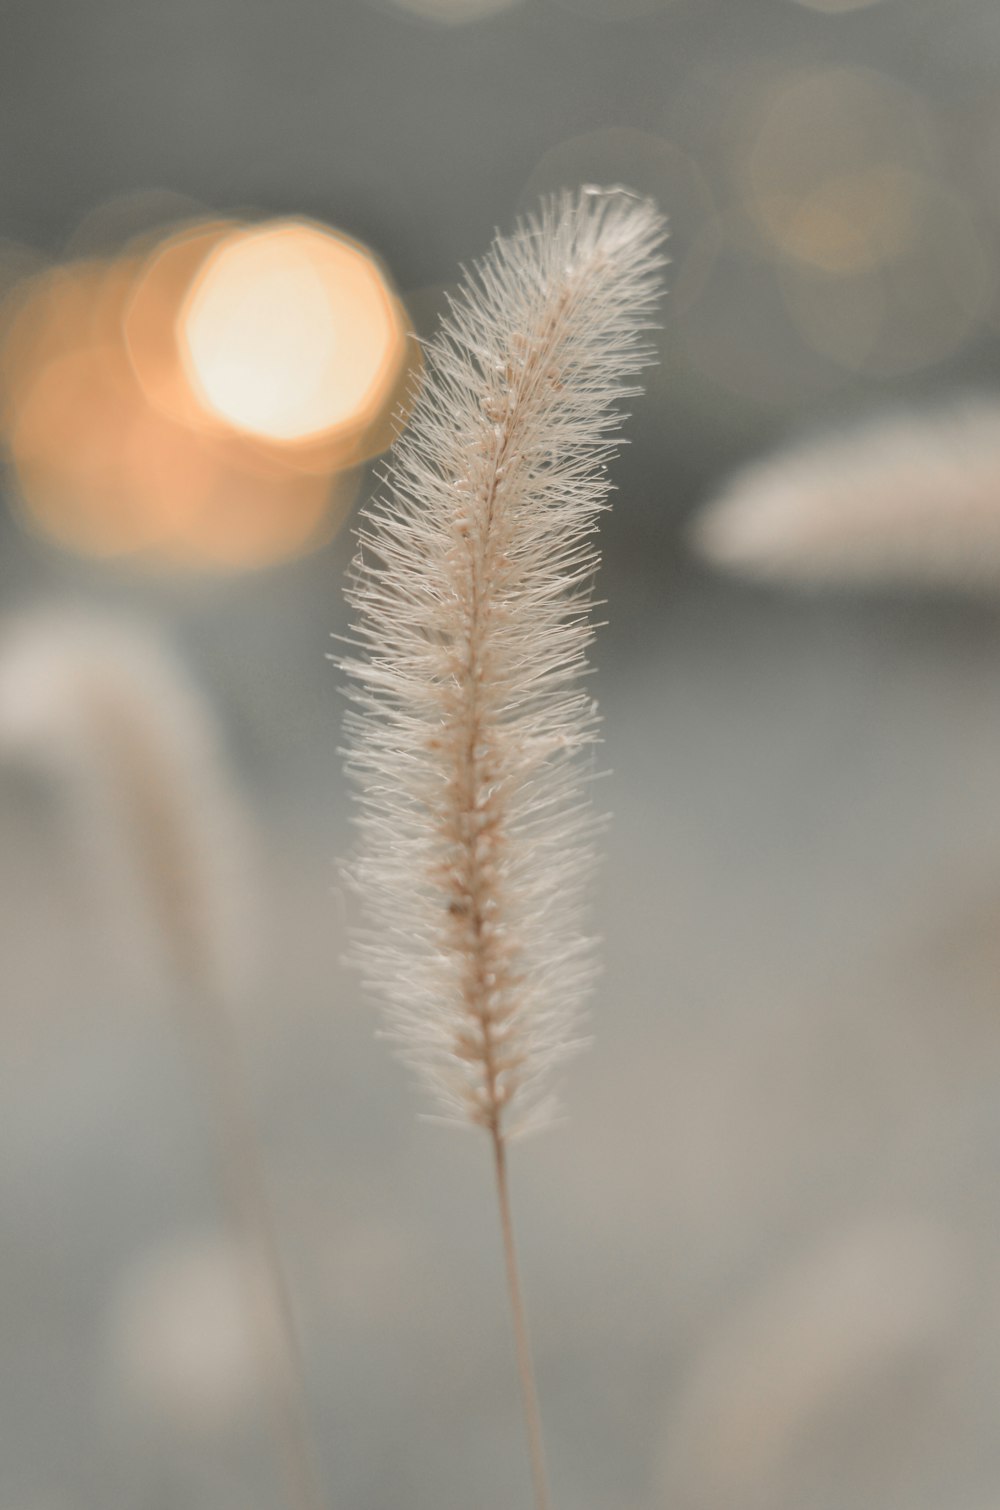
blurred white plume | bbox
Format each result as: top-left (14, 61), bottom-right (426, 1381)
top-left (0, 610), bottom-right (326, 1510)
top-left (691, 399), bottom-right (1000, 590)
top-left (0, 608), bottom-right (255, 1006)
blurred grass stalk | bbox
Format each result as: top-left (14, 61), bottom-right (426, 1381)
top-left (0, 611), bottom-right (326, 1510)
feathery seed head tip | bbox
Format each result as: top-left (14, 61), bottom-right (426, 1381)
top-left (339, 188), bottom-right (666, 1135)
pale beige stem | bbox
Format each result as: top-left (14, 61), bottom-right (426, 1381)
top-left (491, 1128), bottom-right (552, 1510)
top-left (184, 988), bottom-right (327, 1510)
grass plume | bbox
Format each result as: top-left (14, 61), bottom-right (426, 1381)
top-left (340, 187), bottom-right (665, 1508)
top-left (0, 609), bottom-right (325, 1510)
top-left (691, 398), bottom-right (1000, 591)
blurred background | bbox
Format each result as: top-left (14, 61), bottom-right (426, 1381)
top-left (3, 1), bottom-right (1000, 1507)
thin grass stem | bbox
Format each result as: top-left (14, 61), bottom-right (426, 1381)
top-left (491, 1129), bottom-right (551, 1510)
top-left (183, 985), bottom-right (327, 1510)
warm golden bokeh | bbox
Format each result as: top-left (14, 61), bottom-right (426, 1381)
top-left (666, 58), bottom-right (996, 402)
top-left (0, 213), bottom-right (410, 570)
top-left (743, 68), bottom-right (938, 273)
top-left (124, 219), bottom-right (239, 432)
top-left (178, 221), bottom-right (408, 450)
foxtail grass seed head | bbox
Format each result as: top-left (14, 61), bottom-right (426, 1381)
top-left (340, 188), bottom-right (666, 1137)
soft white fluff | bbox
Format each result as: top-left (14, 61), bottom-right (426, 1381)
top-left (340, 188), bottom-right (665, 1134)
top-left (0, 609), bottom-right (254, 1005)
top-left (692, 399), bottom-right (1000, 589)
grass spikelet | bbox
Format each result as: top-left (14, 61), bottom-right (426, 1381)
top-left (341, 186), bottom-right (665, 1137)
top-left (339, 186), bottom-right (666, 1510)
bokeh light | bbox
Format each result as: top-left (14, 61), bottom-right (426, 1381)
top-left (179, 221), bottom-right (407, 447)
top-left (547, 0), bottom-right (666, 25)
top-left (662, 57), bottom-right (997, 404)
top-left (778, 179), bottom-right (994, 376)
top-left (124, 219), bottom-right (237, 432)
top-left (106, 1233), bottom-right (264, 1436)
top-left (736, 68), bottom-right (994, 377)
top-left (377, 0), bottom-right (525, 27)
top-left (787, 0), bottom-right (882, 10)
top-left (0, 212), bottom-right (411, 570)
top-left (742, 68), bottom-right (939, 270)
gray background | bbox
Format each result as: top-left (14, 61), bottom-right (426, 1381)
top-left (2, 1), bottom-right (1000, 1507)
